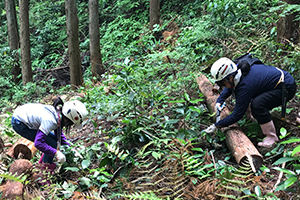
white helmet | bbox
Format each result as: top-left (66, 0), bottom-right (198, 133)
top-left (62, 100), bottom-right (88, 125)
top-left (211, 57), bottom-right (237, 81)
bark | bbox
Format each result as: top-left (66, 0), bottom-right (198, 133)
top-left (149, 0), bottom-right (160, 40)
top-left (19, 0), bottom-right (32, 85)
top-left (6, 137), bottom-right (38, 159)
top-left (5, 0), bottom-right (21, 83)
top-left (276, 0), bottom-right (300, 45)
top-left (0, 159), bottom-right (32, 199)
top-left (65, 0), bottom-right (83, 89)
top-left (149, 0), bottom-right (160, 30)
top-left (196, 74), bottom-right (263, 172)
top-left (89, 0), bottom-right (105, 80)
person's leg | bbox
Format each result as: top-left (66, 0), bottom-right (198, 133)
top-left (251, 89), bottom-right (282, 147)
top-left (11, 118), bottom-right (58, 163)
top-left (257, 120), bottom-right (278, 147)
top-left (11, 117), bottom-right (37, 141)
top-left (42, 132), bottom-right (57, 163)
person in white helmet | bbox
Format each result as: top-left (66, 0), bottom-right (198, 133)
top-left (204, 55), bottom-right (296, 147)
top-left (11, 97), bottom-right (88, 165)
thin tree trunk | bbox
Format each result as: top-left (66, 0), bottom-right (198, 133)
top-left (65, 0), bottom-right (83, 89)
top-left (5, 0), bottom-right (21, 83)
top-left (276, 0), bottom-right (300, 45)
top-left (149, 0), bottom-right (160, 40)
top-left (89, 0), bottom-right (105, 81)
top-left (149, 0), bottom-right (160, 30)
top-left (19, 0), bottom-right (32, 85)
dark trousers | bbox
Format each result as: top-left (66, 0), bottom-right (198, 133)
top-left (11, 117), bottom-right (58, 163)
top-left (251, 82), bottom-right (297, 124)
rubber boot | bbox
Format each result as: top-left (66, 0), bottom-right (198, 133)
top-left (257, 120), bottom-right (279, 147)
top-left (37, 153), bottom-right (56, 186)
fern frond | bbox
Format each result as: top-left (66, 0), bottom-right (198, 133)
top-left (105, 143), bottom-right (129, 161)
top-left (0, 172), bottom-right (29, 184)
top-left (122, 191), bottom-right (165, 200)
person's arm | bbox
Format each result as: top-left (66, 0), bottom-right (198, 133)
top-left (216, 88), bottom-right (232, 104)
top-left (34, 130), bottom-right (57, 157)
top-left (215, 89), bottom-right (252, 127)
top-left (60, 131), bottom-right (70, 146)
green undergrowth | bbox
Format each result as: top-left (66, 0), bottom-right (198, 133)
top-left (0, 0), bottom-right (300, 199)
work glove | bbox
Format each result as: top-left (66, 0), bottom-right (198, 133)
top-left (204, 124), bottom-right (217, 133)
top-left (215, 102), bottom-right (226, 112)
top-left (55, 150), bottom-right (66, 164)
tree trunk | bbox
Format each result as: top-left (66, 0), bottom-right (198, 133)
top-left (196, 74), bottom-right (263, 172)
top-left (5, 0), bottom-right (21, 83)
top-left (89, 0), bottom-right (105, 81)
top-left (149, 0), bottom-right (160, 40)
top-left (19, 0), bottom-right (32, 85)
top-left (65, 0), bottom-right (83, 89)
top-left (276, 0), bottom-right (300, 45)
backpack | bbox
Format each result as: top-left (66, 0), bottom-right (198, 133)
top-left (233, 53), bottom-right (263, 66)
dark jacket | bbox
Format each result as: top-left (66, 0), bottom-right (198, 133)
top-left (215, 64), bottom-right (295, 127)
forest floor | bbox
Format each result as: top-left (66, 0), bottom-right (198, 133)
top-left (0, 84), bottom-right (300, 199)
top-left (66, 92), bottom-right (300, 199)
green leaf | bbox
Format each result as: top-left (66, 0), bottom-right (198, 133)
top-left (281, 138), bottom-right (300, 144)
top-left (280, 127), bottom-right (287, 137)
top-left (165, 119), bottom-right (179, 124)
top-left (273, 167), bottom-right (295, 175)
top-left (184, 93), bottom-right (190, 101)
top-left (190, 98), bottom-right (203, 103)
top-left (189, 106), bottom-right (202, 113)
top-left (169, 99), bottom-right (185, 103)
top-left (79, 177), bottom-right (91, 186)
top-left (175, 108), bottom-right (185, 114)
top-left (65, 167), bottom-right (80, 172)
top-left (284, 176), bottom-right (297, 188)
top-left (152, 152), bottom-right (161, 160)
top-left (254, 185), bottom-right (261, 197)
top-left (243, 189), bottom-right (251, 195)
top-left (293, 164), bottom-right (300, 175)
top-left (191, 148), bottom-right (203, 152)
top-left (292, 145), bottom-right (300, 156)
top-left (273, 157), bottom-right (299, 165)
top-left (82, 159), bottom-right (90, 169)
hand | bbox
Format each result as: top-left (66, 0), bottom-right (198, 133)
top-left (204, 124), bottom-right (217, 133)
top-left (215, 102), bottom-right (226, 112)
top-left (55, 150), bottom-right (66, 164)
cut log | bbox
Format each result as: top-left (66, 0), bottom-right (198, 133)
top-left (196, 74), bottom-right (263, 172)
top-left (0, 159), bottom-right (33, 199)
top-left (196, 74), bottom-right (231, 121)
top-left (225, 128), bottom-right (263, 171)
top-left (13, 144), bottom-right (32, 160)
top-left (6, 138), bottom-right (38, 160)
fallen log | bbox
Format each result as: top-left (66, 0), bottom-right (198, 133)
top-left (6, 138), bottom-right (38, 160)
top-left (196, 74), bottom-right (263, 172)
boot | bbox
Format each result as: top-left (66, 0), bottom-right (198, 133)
top-left (36, 162), bottom-right (56, 186)
top-left (36, 153), bottom-right (56, 186)
top-left (257, 120), bottom-right (279, 147)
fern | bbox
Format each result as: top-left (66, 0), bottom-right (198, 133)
top-left (0, 172), bottom-right (29, 184)
top-left (215, 157), bottom-right (256, 199)
top-left (104, 142), bottom-right (129, 161)
top-left (121, 191), bottom-right (167, 200)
